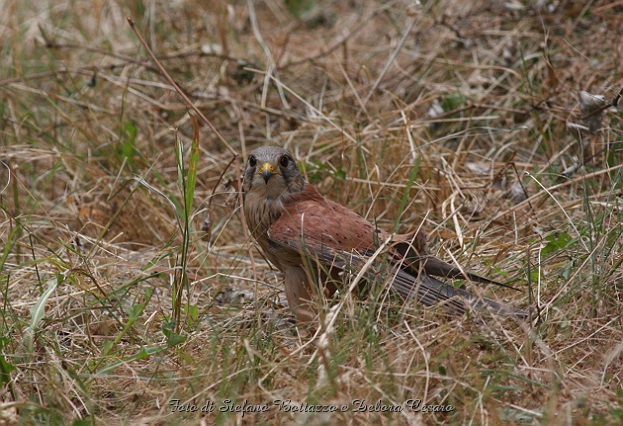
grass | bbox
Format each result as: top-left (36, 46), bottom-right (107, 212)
top-left (1, 0), bottom-right (623, 424)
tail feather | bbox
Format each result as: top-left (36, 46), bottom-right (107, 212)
top-left (392, 239), bottom-right (520, 291)
top-left (390, 267), bottom-right (529, 319)
top-left (420, 256), bottom-right (521, 291)
top-left (274, 236), bottom-right (528, 319)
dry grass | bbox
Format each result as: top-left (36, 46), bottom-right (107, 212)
top-left (1, 0), bottom-right (623, 424)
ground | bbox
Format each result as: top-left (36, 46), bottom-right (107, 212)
top-left (1, 0), bottom-right (622, 424)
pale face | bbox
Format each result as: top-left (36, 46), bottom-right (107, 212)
top-left (242, 146), bottom-right (301, 200)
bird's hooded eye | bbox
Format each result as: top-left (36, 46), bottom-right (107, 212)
top-left (248, 155), bottom-right (257, 168)
top-left (279, 155), bottom-right (290, 168)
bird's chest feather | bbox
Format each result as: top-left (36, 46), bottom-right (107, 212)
top-left (243, 192), bottom-right (284, 240)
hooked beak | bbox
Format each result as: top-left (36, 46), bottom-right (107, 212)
top-left (258, 163), bottom-right (277, 184)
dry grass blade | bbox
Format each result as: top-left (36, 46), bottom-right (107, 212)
top-left (1, 1), bottom-right (622, 424)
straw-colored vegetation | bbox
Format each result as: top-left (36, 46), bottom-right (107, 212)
top-left (1, 0), bottom-right (622, 424)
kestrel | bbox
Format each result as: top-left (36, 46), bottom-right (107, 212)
top-left (242, 146), bottom-right (528, 322)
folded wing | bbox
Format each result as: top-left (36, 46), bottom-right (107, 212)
top-left (267, 185), bottom-right (528, 319)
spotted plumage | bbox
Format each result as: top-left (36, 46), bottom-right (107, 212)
top-left (242, 146), bottom-right (528, 322)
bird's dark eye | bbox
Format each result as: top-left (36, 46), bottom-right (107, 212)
top-left (279, 155), bottom-right (290, 168)
top-left (248, 155), bottom-right (257, 167)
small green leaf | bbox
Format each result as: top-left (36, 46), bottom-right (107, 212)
top-left (124, 120), bottom-right (137, 144)
top-left (185, 302), bottom-right (199, 323)
top-left (167, 334), bottom-right (186, 348)
top-left (0, 355), bottom-right (16, 385)
top-left (441, 93), bottom-right (466, 111)
top-left (118, 120), bottom-right (138, 161)
top-left (162, 320), bottom-right (186, 347)
top-left (184, 133), bottom-right (199, 217)
top-left (541, 232), bottom-right (572, 256)
top-left (162, 319), bottom-right (177, 339)
top-left (24, 276), bottom-right (60, 355)
top-left (284, 0), bottom-right (315, 18)
top-left (393, 157), bottom-right (420, 232)
top-left (614, 389), bottom-right (623, 419)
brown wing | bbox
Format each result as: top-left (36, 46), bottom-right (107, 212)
top-left (270, 186), bottom-right (376, 252)
top-left (265, 184), bottom-right (527, 318)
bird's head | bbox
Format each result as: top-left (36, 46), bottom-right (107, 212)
top-left (242, 146), bottom-right (305, 200)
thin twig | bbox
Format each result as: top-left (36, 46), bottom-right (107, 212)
top-left (126, 16), bottom-right (238, 157)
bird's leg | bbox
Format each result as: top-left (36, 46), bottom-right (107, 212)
top-left (283, 266), bottom-right (317, 322)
